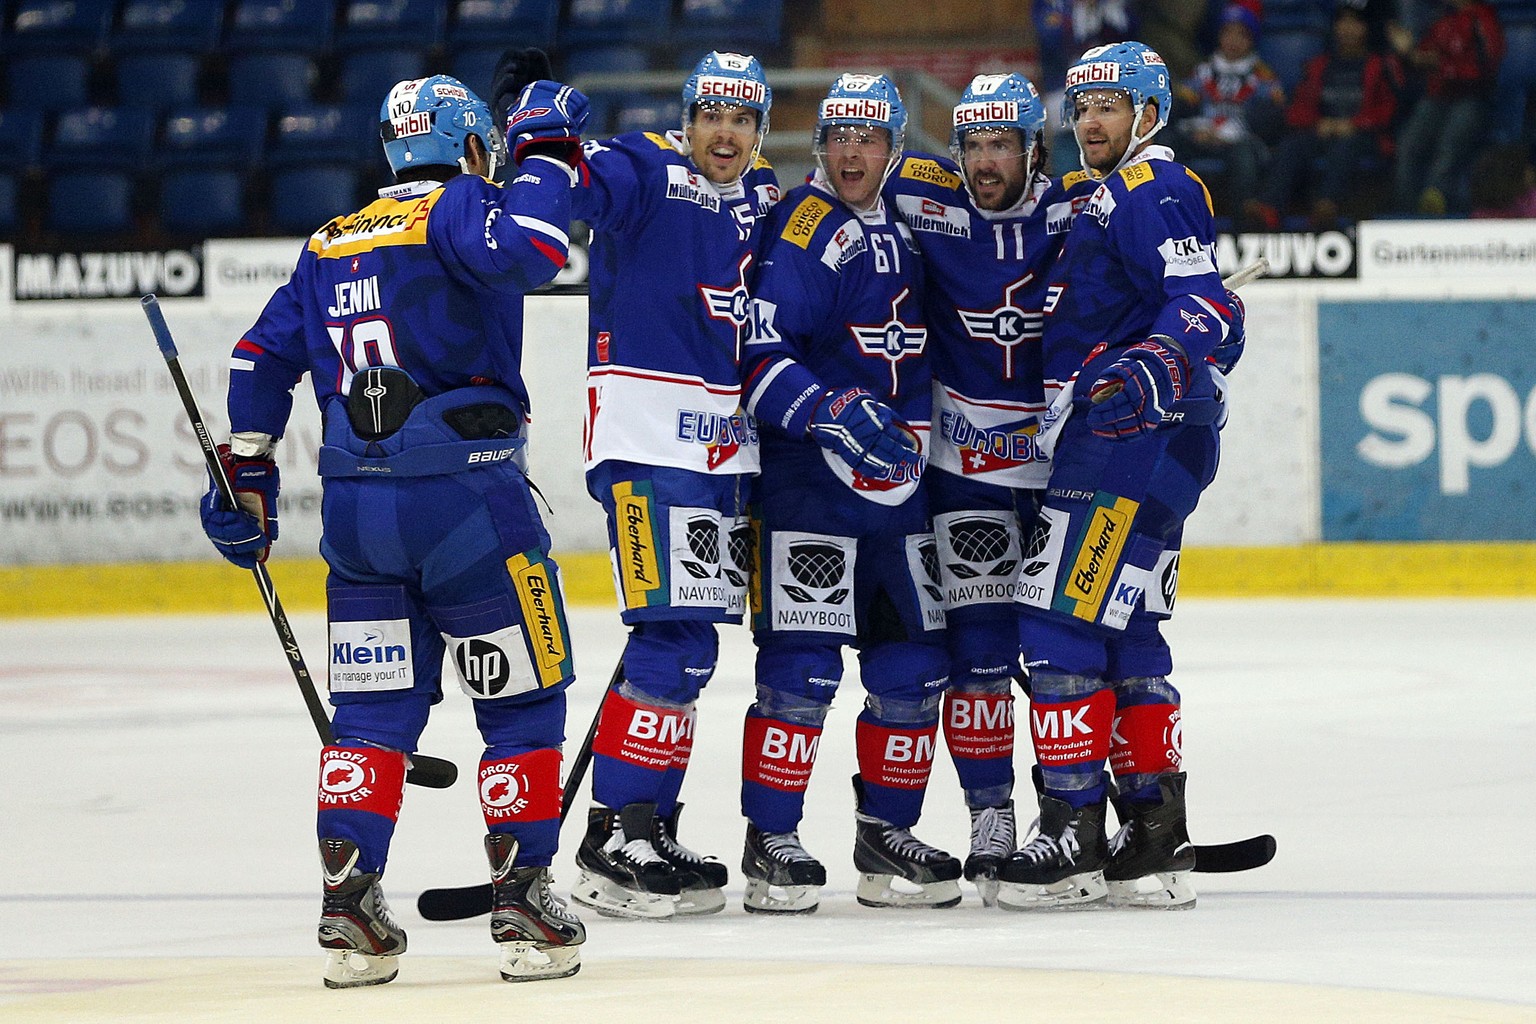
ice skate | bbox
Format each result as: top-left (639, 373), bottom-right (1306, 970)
top-left (851, 776), bottom-right (961, 909)
top-left (572, 803), bottom-right (682, 920)
top-left (653, 802), bottom-right (727, 916)
top-left (995, 793), bottom-right (1109, 911)
top-left (1106, 772), bottom-right (1197, 910)
top-left (963, 801), bottom-right (1017, 907)
top-left (485, 834), bottom-right (586, 981)
top-left (742, 823), bottom-right (826, 914)
top-left (317, 838), bottom-right (406, 989)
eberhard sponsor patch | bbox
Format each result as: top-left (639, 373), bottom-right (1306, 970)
top-left (1058, 493), bottom-right (1139, 622)
top-left (783, 194), bottom-right (832, 249)
top-left (507, 551), bottom-right (571, 687)
top-left (613, 480), bottom-right (667, 610)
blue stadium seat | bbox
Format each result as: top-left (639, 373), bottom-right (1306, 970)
top-left (338, 0), bottom-right (446, 50)
top-left (560, 0), bottom-right (671, 47)
top-left (46, 170), bottom-right (136, 235)
top-left (448, 0), bottom-right (559, 50)
top-left (612, 94), bottom-right (682, 135)
top-left (225, 0), bottom-right (337, 52)
top-left (0, 172), bottom-right (18, 236)
top-left (448, 45), bottom-right (506, 93)
top-left (269, 164), bottom-right (363, 233)
top-left (158, 168), bottom-right (249, 236)
top-left (159, 106), bottom-right (268, 169)
top-left (0, 108), bottom-right (46, 172)
top-left (5, 0), bottom-right (114, 54)
top-left (563, 45), bottom-right (651, 79)
top-left (1493, 21), bottom-right (1536, 143)
top-left (114, 52), bottom-right (202, 111)
top-left (46, 106), bottom-right (156, 170)
top-left (1258, 28), bottom-right (1326, 93)
top-left (338, 47), bottom-right (429, 106)
top-left (228, 52), bottom-right (319, 109)
top-left (271, 104), bottom-right (378, 167)
top-left (673, 0), bottom-right (782, 50)
top-left (7, 55), bottom-right (93, 111)
top-left (113, 1), bottom-right (225, 53)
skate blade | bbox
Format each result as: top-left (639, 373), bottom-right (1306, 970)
top-left (1107, 870), bottom-right (1197, 909)
top-left (742, 878), bottom-right (820, 915)
top-left (675, 886), bottom-right (727, 916)
top-left (973, 876), bottom-right (1001, 908)
top-left (996, 870), bottom-right (1108, 911)
top-left (855, 873), bottom-right (962, 909)
top-left (322, 949), bottom-right (399, 989)
top-left (499, 941), bottom-right (582, 982)
top-left (571, 869), bottom-right (677, 920)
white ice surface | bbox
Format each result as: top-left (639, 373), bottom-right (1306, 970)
top-left (1, 599), bottom-right (1533, 1010)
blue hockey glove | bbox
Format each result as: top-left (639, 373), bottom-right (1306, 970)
top-left (807, 387), bottom-right (921, 478)
top-left (1086, 337), bottom-right (1190, 439)
top-left (199, 444), bottom-right (280, 568)
top-left (505, 80), bottom-right (589, 168)
top-left (1208, 288), bottom-right (1246, 374)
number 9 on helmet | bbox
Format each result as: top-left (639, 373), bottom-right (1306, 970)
top-left (380, 75), bottom-right (508, 180)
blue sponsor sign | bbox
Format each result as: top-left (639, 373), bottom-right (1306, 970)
top-left (1318, 300), bottom-right (1536, 540)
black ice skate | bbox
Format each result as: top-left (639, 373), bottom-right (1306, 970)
top-left (742, 822), bottom-right (826, 915)
top-left (852, 775), bottom-right (962, 909)
top-left (964, 800), bottom-right (1017, 907)
top-left (317, 838), bottom-right (406, 989)
top-left (572, 802), bottom-right (683, 920)
top-left (484, 834), bottom-right (586, 981)
top-left (1106, 772), bottom-right (1197, 909)
top-left (653, 802), bottom-right (728, 916)
top-left (996, 786), bottom-right (1109, 911)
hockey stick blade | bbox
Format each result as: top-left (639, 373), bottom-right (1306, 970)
top-left (418, 882), bottom-right (494, 921)
top-left (1192, 834), bottom-right (1276, 873)
top-left (408, 754), bottom-right (457, 789)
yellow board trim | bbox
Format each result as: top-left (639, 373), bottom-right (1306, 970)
top-left (4, 544), bottom-right (1536, 618)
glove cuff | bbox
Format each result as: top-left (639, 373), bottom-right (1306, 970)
top-left (229, 431), bottom-right (275, 458)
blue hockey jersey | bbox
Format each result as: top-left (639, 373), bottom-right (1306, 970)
top-left (885, 153), bottom-right (1095, 488)
top-left (1042, 147), bottom-right (1236, 412)
top-left (743, 173), bottom-right (929, 506)
top-left (227, 166), bottom-right (574, 436)
top-left (574, 130), bottom-right (780, 476)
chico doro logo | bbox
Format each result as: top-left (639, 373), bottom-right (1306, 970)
top-left (1357, 371), bottom-right (1536, 493)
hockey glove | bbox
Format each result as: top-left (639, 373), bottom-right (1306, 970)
top-left (199, 444), bottom-right (280, 569)
top-left (1086, 337), bottom-right (1190, 439)
top-left (505, 80), bottom-right (589, 168)
top-left (1208, 288), bottom-right (1246, 374)
top-left (807, 387), bottom-right (921, 479)
top-left (490, 46), bottom-right (554, 128)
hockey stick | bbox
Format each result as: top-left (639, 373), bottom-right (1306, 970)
top-left (416, 657), bottom-right (622, 921)
top-left (141, 295), bottom-right (457, 791)
top-left (1192, 834), bottom-right (1276, 872)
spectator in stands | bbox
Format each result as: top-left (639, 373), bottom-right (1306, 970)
top-left (1391, 0), bottom-right (1505, 214)
top-left (1468, 142), bottom-right (1536, 217)
top-left (1033, 0), bottom-right (1141, 171)
top-left (1246, 5), bottom-right (1403, 229)
top-left (1170, 3), bottom-right (1286, 226)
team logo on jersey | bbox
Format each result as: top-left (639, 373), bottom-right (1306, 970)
top-left (1180, 309), bottom-right (1211, 333)
top-left (955, 272), bottom-right (1041, 379)
top-left (848, 287), bottom-right (927, 396)
top-left (699, 253), bottom-right (754, 355)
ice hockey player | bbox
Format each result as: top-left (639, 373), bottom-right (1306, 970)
top-left (497, 50), bottom-right (778, 920)
top-left (738, 73), bottom-right (958, 914)
top-left (198, 75), bottom-right (590, 987)
top-left (882, 72), bottom-right (1097, 905)
top-left (995, 42), bottom-right (1244, 911)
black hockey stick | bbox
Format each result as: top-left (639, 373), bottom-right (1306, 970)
top-left (416, 657), bottom-right (621, 921)
top-left (142, 294), bottom-right (457, 790)
top-left (1192, 834), bottom-right (1277, 873)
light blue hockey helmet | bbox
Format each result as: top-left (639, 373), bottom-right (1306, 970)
top-left (950, 72), bottom-right (1046, 160)
top-left (815, 72), bottom-right (907, 155)
top-left (380, 74), bottom-right (507, 177)
top-left (681, 51), bottom-right (772, 132)
top-left (1062, 41), bottom-right (1172, 135)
